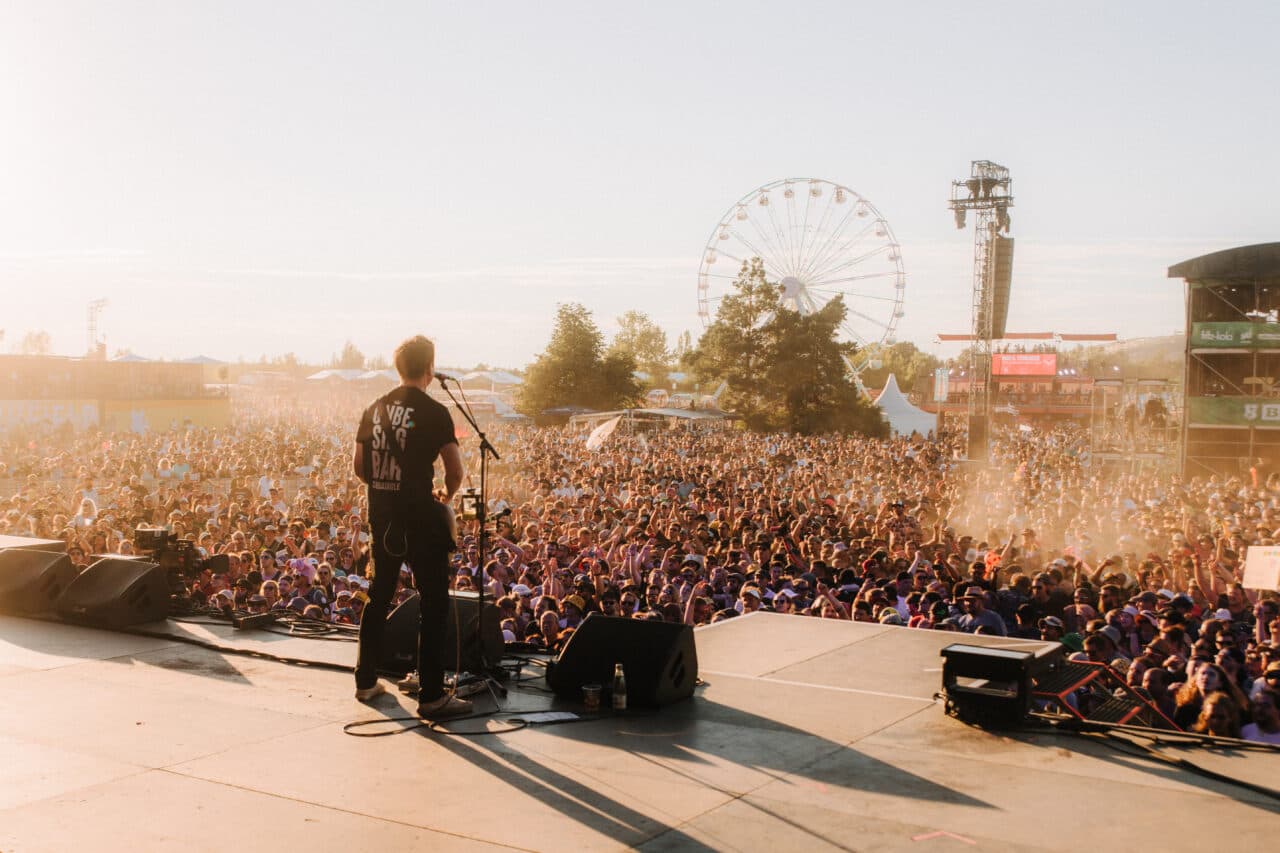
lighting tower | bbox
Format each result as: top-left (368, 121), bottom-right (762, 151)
top-left (948, 161), bottom-right (1013, 461)
top-left (87, 298), bottom-right (108, 358)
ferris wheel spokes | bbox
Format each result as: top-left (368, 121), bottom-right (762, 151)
top-left (804, 221), bottom-right (890, 283)
top-left (698, 177), bottom-right (905, 381)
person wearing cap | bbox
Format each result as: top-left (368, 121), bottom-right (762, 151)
top-left (879, 609), bottom-right (906, 627)
top-left (1038, 615), bottom-right (1066, 643)
top-left (738, 585), bottom-right (763, 614)
top-left (1094, 625), bottom-right (1124, 661)
top-left (956, 586), bottom-right (1007, 636)
top-left (352, 334), bottom-right (468, 720)
top-left (561, 594), bottom-right (587, 629)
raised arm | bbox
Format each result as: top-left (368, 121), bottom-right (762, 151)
top-left (440, 443), bottom-right (464, 502)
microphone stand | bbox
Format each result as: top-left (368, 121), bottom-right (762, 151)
top-left (437, 375), bottom-right (506, 709)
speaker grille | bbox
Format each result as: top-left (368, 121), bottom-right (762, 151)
top-left (978, 236), bottom-right (1014, 339)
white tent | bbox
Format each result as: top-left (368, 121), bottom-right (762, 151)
top-left (305, 369), bottom-right (365, 381)
top-left (874, 374), bottom-right (936, 438)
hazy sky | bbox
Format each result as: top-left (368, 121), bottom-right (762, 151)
top-left (2, 1), bottom-right (1277, 368)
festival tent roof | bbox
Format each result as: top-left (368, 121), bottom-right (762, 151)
top-left (110, 352), bottom-right (152, 362)
top-left (178, 355), bottom-right (225, 364)
top-left (874, 374), bottom-right (936, 438)
top-left (305, 369), bottom-right (366, 381)
top-left (357, 368), bottom-right (399, 381)
top-left (462, 369), bottom-right (523, 386)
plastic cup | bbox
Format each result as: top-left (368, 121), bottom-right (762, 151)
top-left (583, 683), bottom-right (602, 712)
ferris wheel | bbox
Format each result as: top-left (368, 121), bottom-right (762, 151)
top-left (697, 177), bottom-right (905, 380)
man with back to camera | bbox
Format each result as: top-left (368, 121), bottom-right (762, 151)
top-left (352, 335), bottom-right (470, 719)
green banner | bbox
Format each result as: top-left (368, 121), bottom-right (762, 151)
top-left (1187, 396), bottom-right (1280, 427)
top-left (1190, 321), bottom-right (1280, 349)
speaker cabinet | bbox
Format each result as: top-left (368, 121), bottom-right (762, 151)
top-left (985, 236), bottom-right (1014, 340)
top-left (0, 535), bottom-right (66, 554)
top-left (381, 589), bottom-right (504, 675)
top-left (56, 557), bottom-right (168, 627)
top-left (546, 614), bottom-right (698, 707)
top-left (0, 548), bottom-right (78, 614)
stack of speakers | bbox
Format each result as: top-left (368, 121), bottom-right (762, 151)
top-left (0, 537), bottom-right (169, 627)
top-left (978, 235), bottom-right (1014, 340)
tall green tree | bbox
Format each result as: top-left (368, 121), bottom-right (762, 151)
top-left (331, 340), bottom-right (366, 370)
top-left (608, 310), bottom-right (671, 387)
top-left (687, 259), bottom-right (887, 436)
top-left (858, 341), bottom-right (943, 395)
top-left (518, 303), bottom-right (643, 414)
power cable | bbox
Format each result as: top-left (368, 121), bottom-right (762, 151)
top-left (1024, 716), bottom-right (1280, 803)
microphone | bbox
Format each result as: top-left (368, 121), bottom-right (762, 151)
top-left (435, 371), bottom-right (458, 384)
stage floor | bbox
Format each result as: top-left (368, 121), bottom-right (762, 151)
top-left (0, 612), bottom-right (1276, 852)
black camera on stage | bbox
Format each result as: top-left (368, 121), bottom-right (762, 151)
top-left (134, 526), bottom-right (229, 593)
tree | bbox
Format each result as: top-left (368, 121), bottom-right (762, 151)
top-left (331, 340), bottom-right (365, 370)
top-left (608, 310), bottom-right (671, 387)
top-left (17, 330), bottom-right (51, 355)
top-left (687, 259), bottom-right (887, 436)
top-left (673, 330), bottom-right (694, 362)
top-left (517, 303), bottom-right (643, 414)
top-left (269, 352), bottom-right (301, 370)
top-left (858, 341), bottom-right (943, 395)
top-left (366, 353), bottom-right (389, 370)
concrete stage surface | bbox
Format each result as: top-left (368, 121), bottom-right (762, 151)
top-left (0, 612), bottom-right (1275, 852)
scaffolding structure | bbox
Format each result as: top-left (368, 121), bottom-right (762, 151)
top-left (949, 161), bottom-right (1013, 460)
top-left (1087, 378), bottom-right (1180, 471)
top-left (1168, 243), bottom-right (1280, 477)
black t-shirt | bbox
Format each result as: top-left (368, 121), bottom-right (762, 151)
top-left (356, 386), bottom-right (456, 518)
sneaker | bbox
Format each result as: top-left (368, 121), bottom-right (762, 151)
top-left (354, 682), bottom-right (387, 702)
top-left (396, 672), bottom-right (420, 695)
top-left (418, 694), bottom-right (473, 719)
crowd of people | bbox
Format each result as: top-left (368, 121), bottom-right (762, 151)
top-left (1, 388), bottom-right (1277, 743)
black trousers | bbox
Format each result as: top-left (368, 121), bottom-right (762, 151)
top-left (356, 512), bottom-right (451, 703)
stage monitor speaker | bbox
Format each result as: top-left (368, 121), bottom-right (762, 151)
top-left (0, 548), bottom-right (78, 614)
top-left (977, 236), bottom-right (1014, 339)
top-left (0, 534), bottom-right (66, 554)
top-left (546, 614), bottom-right (698, 707)
top-left (56, 556), bottom-right (168, 628)
top-left (381, 589), bottom-right (504, 675)
top-left (967, 414), bottom-right (989, 462)
top-left (941, 642), bottom-right (1061, 729)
